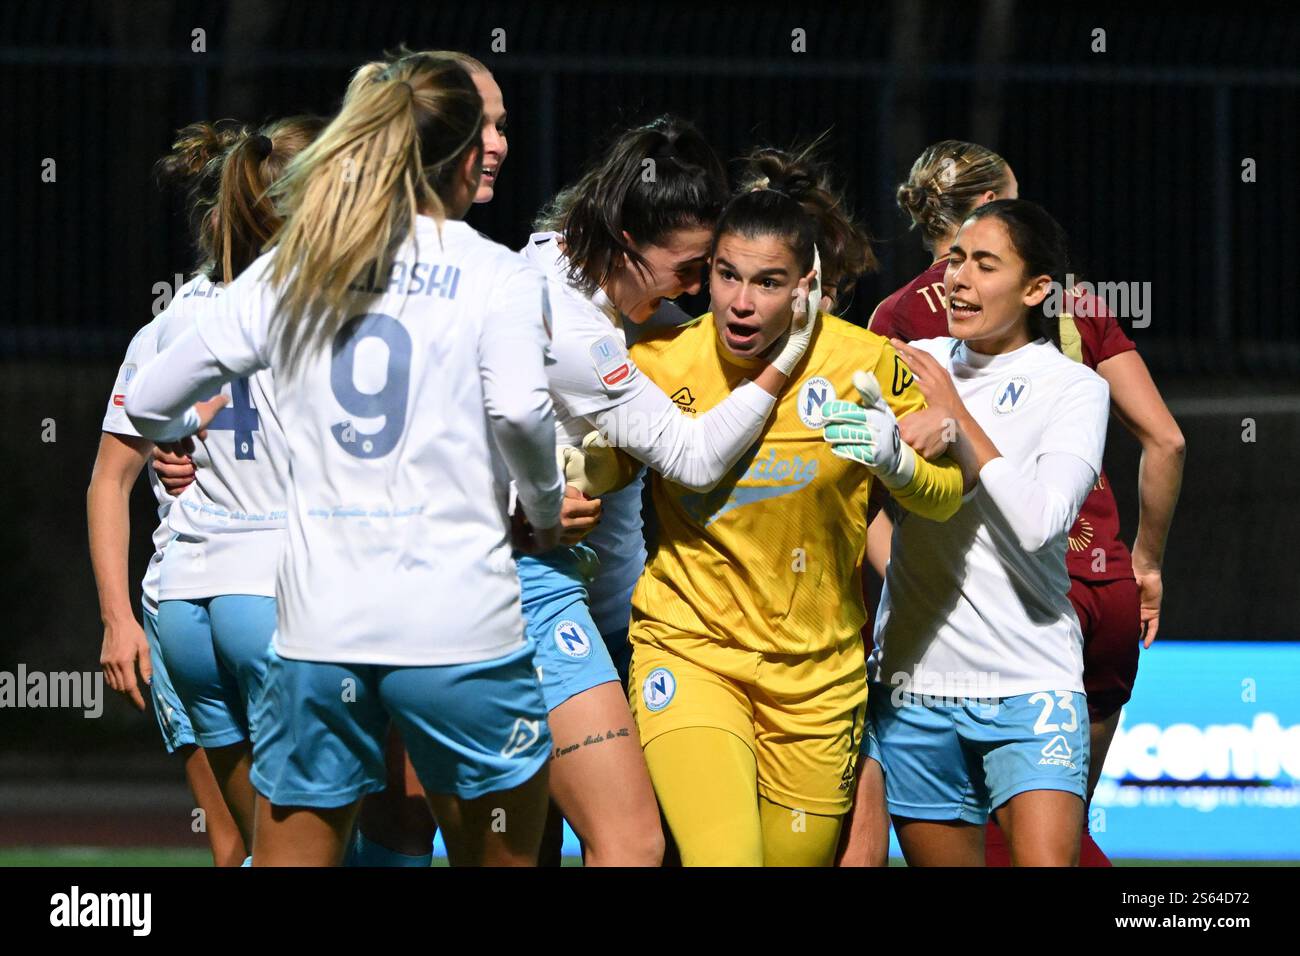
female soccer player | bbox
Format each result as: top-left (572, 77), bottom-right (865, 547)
top-left (847, 198), bottom-right (1110, 866)
top-left (342, 48), bottom-right (524, 869)
top-left (127, 53), bottom-right (563, 866)
top-left (843, 141), bottom-right (1185, 867)
top-left (514, 117), bottom-right (824, 866)
top-left (144, 115), bottom-right (324, 855)
top-left (88, 121), bottom-right (248, 866)
top-left (626, 147), bottom-right (964, 866)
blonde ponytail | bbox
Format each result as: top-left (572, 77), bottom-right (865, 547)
top-left (266, 54), bottom-right (483, 370)
top-left (897, 141), bottom-right (1011, 247)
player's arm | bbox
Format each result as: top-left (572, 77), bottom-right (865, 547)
top-left (125, 321), bottom-right (236, 444)
top-left (125, 272), bottom-right (271, 442)
top-left (582, 265), bottom-right (821, 493)
top-left (87, 431), bottom-right (154, 711)
top-left (1096, 349), bottom-right (1186, 645)
top-left (481, 265), bottom-right (563, 541)
top-left (821, 342), bottom-right (963, 522)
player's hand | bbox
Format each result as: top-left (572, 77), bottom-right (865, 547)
top-left (510, 508), bottom-right (564, 555)
top-left (1134, 565), bottom-right (1164, 648)
top-left (889, 338), bottom-right (964, 417)
top-left (558, 431), bottom-right (623, 498)
top-left (897, 406), bottom-right (955, 461)
top-left (560, 485), bottom-right (602, 545)
top-left (821, 370), bottom-right (916, 488)
top-left (155, 394), bottom-right (228, 458)
top-left (152, 447), bottom-right (196, 496)
top-left (99, 617), bottom-right (152, 712)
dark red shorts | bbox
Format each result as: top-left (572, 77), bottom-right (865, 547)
top-left (1070, 575), bottom-right (1141, 722)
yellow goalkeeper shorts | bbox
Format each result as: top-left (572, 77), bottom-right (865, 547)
top-left (628, 623), bottom-right (867, 816)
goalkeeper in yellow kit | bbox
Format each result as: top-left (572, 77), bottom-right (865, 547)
top-left (623, 149), bottom-right (964, 865)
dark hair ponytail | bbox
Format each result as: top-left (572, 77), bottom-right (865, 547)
top-left (535, 115), bottom-right (728, 295)
top-left (153, 120), bottom-right (249, 277)
top-left (964, 199), bottom-right (1069, 350)
top-left (716, 142), bottom-right (876, 301)
top-left (215, 115), bottom-right (326, 282)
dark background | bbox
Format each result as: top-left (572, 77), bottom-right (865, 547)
top-left (2, 0), bottom-right (1297, 769)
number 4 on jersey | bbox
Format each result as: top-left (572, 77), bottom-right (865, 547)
top-left (208, 377), bottom-right (259, 459)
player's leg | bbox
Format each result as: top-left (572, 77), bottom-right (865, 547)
top-left (203, 594), bottom-right (278, 853)
top-left (1082, 577), bottom-right (1141, 865)
top-left (631, 636), bottom-right (762, 866)
top-left (1080, 577), bottom-right (1140, 799)
top-left (142, 605), bottom-right (246, 865)
top-left (253, 799), bottom-right (360, 867)
top-left (178, 746), bottom-right (245, 866)
top-left (894, 819), bottom-right (985, 865)
top-left (536, 800), bottom-right (566, 866)
top-left (522, 549), bottom-right (662, 866)
top-left (348, 728), bottom-right (436, 866)
top-left (642, 727), bottom-right (762, 866)
top-left (426, 767), bottom-right (551, 866)
top-left (873, 687), bottom-right (988, 866)
top-left (835, 729), bottom-right (890, 866)
top-left (994, 790), bottom-right (1084, 866)
top-left (250, 652), bottom-right (390, 865)
top-left (759, 797), bottom-right (843, 866)
top-left (380, 641), bottom-right (552, 866)
top-left (203, 743), bottom-right (257, 852)
top-left (635, 645), bottom-right (761, 867)
top-left (154, 597), bottom-right (257, 847)
top-left (752, 636), bottom-right (866, 866)
top-left (980, 691), bottom-right (1089, 867)
top-left (546, 681), bottom-right (664, 866)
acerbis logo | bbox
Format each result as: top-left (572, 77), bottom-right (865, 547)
top-left (797, 376), bottom-right (836, 428)
top-left (501, 718), bottom-right (542, 758)
top-left (671, 386), bottom-right (697, 413)
top-left (553, 620), bottom-right (592, 659)
top-left (993, 375), bottom-right (1031, 415)
top-left (642, 667), bottom-right (676, 712)
top-left (1038, 734), bottom-right (1077, 769)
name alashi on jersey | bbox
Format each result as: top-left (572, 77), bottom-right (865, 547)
top-left (348, 259), bottom-right (463, 299)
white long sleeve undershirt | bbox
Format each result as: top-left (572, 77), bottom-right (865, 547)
top-left (978, 452), bottom-right (1098, 553)
top-left (591, 379), bottom-right (776, 493)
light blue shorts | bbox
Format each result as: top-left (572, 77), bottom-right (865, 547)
top-left (154, 595), bottom-right (277, 749)
top-left (141, 605), bottom-right (197, 753)
top-left (519, 545), bottom-right (621, 712)
top-left (859, 707), bottom-right (883, 766)
top-left (869, 685), bottom-right (1089, 824)
top-left (250, 640), bottom-right (551, 809)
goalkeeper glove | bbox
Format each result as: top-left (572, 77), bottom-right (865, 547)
top-left (763, 245), bottom-right (822, 376)
top-left (821, 370), bottom-right (917, 489)
top-left (556, 430), bottom-right (624, 498)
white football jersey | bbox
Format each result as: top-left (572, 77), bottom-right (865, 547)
top-left (871, 337), bottom-right (1110, 697)
top-left (153, 274), bottom-right (289, 600)
top-left (519, 233), bottom-right (776, 639)
top-left (127, 217), bottom-right (562, 666)
top-left (101, 315), bottom-right (173, 615)
top-left (520, 232), bottom-right (650, 447)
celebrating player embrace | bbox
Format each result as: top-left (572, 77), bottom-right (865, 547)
top-left (626, 147), bottom-right (963, 865)
top-left (126, 53), bottom-right (562, 865)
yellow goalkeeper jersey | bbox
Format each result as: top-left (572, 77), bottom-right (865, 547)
top-left (628, 313), bottom-right (963, 657)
